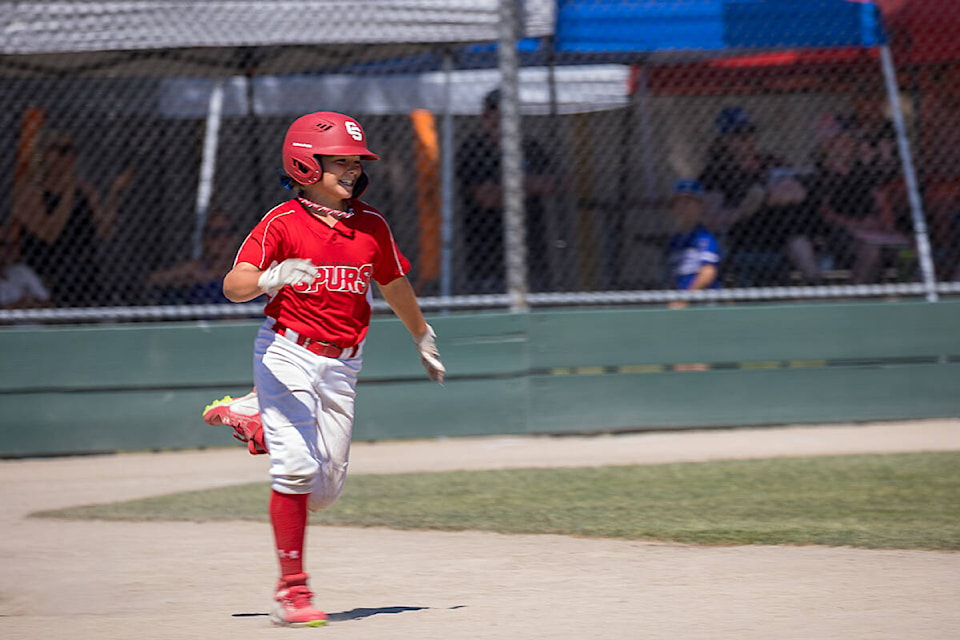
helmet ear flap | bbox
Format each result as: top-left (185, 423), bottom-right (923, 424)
top-left (352, 173), bottom-right (369, 198)
top-left (285, 153), bottom-right (322, 185)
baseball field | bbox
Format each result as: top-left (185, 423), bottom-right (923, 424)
top-left (2, 419), bottom-right (959, 639)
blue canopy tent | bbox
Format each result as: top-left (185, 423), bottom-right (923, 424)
top-left (554, 0), bottom-right (885, 54)
top-left (494, 0), bottom-right (936, 308)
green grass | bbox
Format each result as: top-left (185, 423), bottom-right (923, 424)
top-left (32, 451), bottom-right (960, 550)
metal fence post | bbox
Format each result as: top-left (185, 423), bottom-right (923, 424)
top-left (498, 0), bottom-right (529, 312)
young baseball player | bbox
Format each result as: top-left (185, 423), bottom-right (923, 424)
top-left (666, 179), bottom-right (721, 308)
top-left (218, 111), bottom-right (444, 627)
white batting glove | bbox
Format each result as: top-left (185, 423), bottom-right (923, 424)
top-left (257, 259), bottom-right (319, 295)
top-left (414, 324), bottom-right (445, 384)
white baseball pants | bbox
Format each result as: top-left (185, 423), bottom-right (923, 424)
top-left (253, 322), bottom-right (363, 511)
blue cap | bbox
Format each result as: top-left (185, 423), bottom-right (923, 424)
top-left (716, 106), bottom-right (757, 135)
top-left (672, 179), bottom-right (703, 199)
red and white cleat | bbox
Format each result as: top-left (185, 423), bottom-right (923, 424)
top-left (201, 390), bottom-right (267, 454)
top-left (271, 574), bottom-right (328, 627)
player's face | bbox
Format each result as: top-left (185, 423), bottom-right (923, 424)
top-left (671, 196), bottom-right (703, 230)
top-left (317, 155), bottom-right (362, 203)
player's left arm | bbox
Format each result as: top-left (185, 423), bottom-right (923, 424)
top-left (688, 233), bottom-right (721, 291)
top-left (378, 276), bottom-right (445, 383)
top-left (377, 276), bottom-right (427, 336)
top-left (688, 264), bottom-right (718, 291)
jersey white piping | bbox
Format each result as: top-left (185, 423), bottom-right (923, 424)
top-left (236, 204), bottom-right (298, 269)
top-left (360, 207), bottom-right (407, 276)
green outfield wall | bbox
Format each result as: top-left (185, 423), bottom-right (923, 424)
top-left (1, 300), bottom-right (958, 457)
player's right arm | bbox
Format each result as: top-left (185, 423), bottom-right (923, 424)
top-left (223, 259), bottom-right (319, 302)
top-left (223, 262), bottom-right (265, 302)
top-left (224, 210), bottom-right (318, 302)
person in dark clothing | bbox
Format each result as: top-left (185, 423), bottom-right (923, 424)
top-left (808, 119), bottom-right (909, 284)
top-left (456, 89), bottom-right (557, 293)
top-left (144, 212), bottom-right (245, 305)
top-left (12, 130), bottom-right (133, 306)
top-left (699, 107), bottom-right (820, 286)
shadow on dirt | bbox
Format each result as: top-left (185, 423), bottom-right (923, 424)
top-left (233, 604), bottom-right (466, 622)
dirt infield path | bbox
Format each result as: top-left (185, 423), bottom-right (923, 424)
top-left (1, 420), bottom-right (959, 640)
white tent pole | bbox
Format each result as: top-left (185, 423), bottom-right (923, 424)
top-left (193, 79), bottom-right (224, 259)
top-left (879, 44), bottom-right (938, 302)
top-left (440, 49), bottom-right (454, 303)
top-left (498, 0), bottom-right (528, 312)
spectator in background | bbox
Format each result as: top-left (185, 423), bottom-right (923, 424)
top-left (0, 223), bottom-right (51, 310)
top-left (456, 88), bottom-right (557, 293)
top-left (699, 106), bottom-right (820, 286)
top-left (144, 211), bottom-right (243, 305)
top-left (807, 113), bottom-right (910, 284)
top-left (665, 179), bottom-right (721, 309)
top-left (11, 129), bottom-right (134, 307)
top-left (664, 179), bottom-right (717, 372)
top-left (849, 86), bottom-right (903, 187)
top-left (905, 68), bottom-right (960, 280)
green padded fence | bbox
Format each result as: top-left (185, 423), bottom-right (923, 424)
top-left (1, 300), bottom-right (958, 457)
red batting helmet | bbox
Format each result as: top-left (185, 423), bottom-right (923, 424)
top-left (281, 112), bottom-right (379, 194)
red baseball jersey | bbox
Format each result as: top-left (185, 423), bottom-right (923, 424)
top-left (235, 198), bottom-right (410, 348)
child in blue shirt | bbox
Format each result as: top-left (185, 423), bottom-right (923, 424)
top-left (666, 179), bottom-right (721, 300)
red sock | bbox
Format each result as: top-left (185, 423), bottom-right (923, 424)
top-left (270, 490), bottom-right (309, 578)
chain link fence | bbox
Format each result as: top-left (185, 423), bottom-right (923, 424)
top-left (2, 0), bottom-right (959, 324)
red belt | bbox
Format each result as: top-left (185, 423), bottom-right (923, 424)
top-left (272, 322), bottom-right (359, 359)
